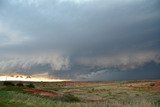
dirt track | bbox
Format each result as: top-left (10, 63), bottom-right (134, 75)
top-left (24, 89), bottom-right (59, 98)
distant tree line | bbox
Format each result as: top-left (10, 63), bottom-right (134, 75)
top-left (3, 81), bottom-right (35, 88)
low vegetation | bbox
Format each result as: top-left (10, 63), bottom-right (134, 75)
top-left (17, 82), bottom-right (24, 87)
top-left (26, 83), bottom-right (35, 88)
top-left (3, 81), bottom-right (15, 86)
top-left (0, 80), bottom-right (159, 107)
top-left (54, 94), bottom-right (80, 102)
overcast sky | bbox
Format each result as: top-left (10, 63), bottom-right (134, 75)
top-left (0, 0), bottom-right (160, 81)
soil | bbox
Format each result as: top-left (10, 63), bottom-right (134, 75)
top-left (24, 89), bottom-right (59, 98)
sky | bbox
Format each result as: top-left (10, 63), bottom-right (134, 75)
top-left (0, 0), bottom-right (160, 81)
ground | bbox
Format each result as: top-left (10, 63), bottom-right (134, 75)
top-left (0, 80), bottom-right (160, 107)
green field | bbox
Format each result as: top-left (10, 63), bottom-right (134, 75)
top-left (0, 80), bottom-right (160, 107)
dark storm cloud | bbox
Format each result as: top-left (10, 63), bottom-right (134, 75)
top-left (0, 0), bottom-right (160, 80)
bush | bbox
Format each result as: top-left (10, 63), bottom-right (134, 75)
top-left (16, 83), bottom-right (24, 87)
top-left (26, 83), bottom-right (35, 88)
top-left (3, 81), bottom-right (15, 86)
top-left (150, 83), bottom-right (155, 86)
top-left (54, 94), bottom-right (80, 102)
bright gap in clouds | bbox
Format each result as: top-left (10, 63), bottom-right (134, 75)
top-left (0, 73), bottom-right (70, 82)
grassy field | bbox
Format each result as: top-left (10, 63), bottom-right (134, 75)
top-left (0, 80), bottom-right (160, 107)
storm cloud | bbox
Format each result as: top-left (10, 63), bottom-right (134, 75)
top-left (0, 0), bottom-right (160, 80)
top-left (0, 53), bottom-right (70, 72)
top-left (77, 51), bottom-right (160, 70)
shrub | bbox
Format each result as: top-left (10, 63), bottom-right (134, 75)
top-left (26, 83), bottom-right (35, 88)
top-left (108, 91), bottom-right (112, 96)
top-left (54, 94), bottom-right (80, 102)
top-left (150, 83), bottom-right (155, 86)
top-left (3, 81), bottom-right (15, 86)
top-left (16, 83), bottom-right (24, 87)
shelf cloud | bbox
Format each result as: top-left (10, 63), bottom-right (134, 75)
top-left (0, 53), bottom-right (70, 73)
top-left (77, 51), bottom-right (160, 70)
